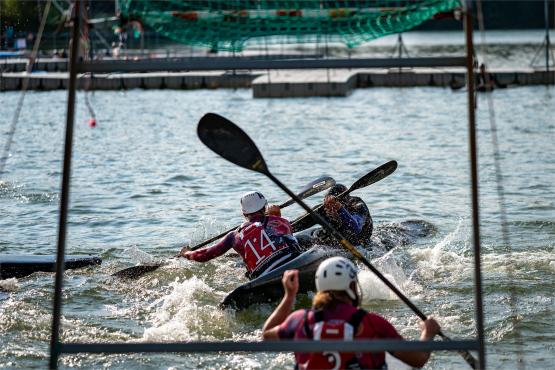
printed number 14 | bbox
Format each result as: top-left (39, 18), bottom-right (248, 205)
top-left (247, 229), bottom-right (277, 263)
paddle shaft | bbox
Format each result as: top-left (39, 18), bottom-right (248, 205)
top-left (266, 172), bottom-right (477, 369)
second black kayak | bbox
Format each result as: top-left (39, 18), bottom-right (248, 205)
top-left (220, 247), bottom-right (336, 310)
top-left (296, 220), bottom-right (436, 252)
top-left (0, 255), bottom-right (102, 280)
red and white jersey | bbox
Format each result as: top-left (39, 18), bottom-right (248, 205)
top-left (238, 215), bottom-right (292, 272)
top-left (278, 303), bottom-right (403, 369)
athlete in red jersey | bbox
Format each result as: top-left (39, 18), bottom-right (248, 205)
top-left (263, 257), bottom-right (441, 369)
top-left (179, 191), bottom-right (300, 279)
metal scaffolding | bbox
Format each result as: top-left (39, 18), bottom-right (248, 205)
top-left (49, 1), bottom-right (485, 369)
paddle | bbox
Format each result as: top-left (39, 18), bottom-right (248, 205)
top-left (111, 176), bottom-right (335, 280)
top-left (198, 112), bottom-right (478, 370)
top-left (290, 160), bottom-right (397, 233)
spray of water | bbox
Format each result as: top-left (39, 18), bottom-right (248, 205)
top-left (141, 276), bottom-right (239, 342)
top-left (358, 249), bottom-right (422, 302)
top-left (0, 278), bottom-right (19, 292)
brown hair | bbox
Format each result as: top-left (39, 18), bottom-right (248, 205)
top-left (312, 290), bottom-right (353, 311)
top-left (245, 210), bottom-right (265, 220)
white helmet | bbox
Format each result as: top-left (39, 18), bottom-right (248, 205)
top-left (315, 257), bottom-right (358, 300)
top-left (240, 191), bottom-right (267, 214)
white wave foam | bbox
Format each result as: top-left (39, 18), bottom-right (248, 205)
top-left (409, 219), bottom-right (474, 282)
top-left (0, 278), bottom-right (19, 292)
top-left (481, 251), bottom-right (555, 275)
top-left (358, 251), bottom-right (421, 302)
top-left (188, 216), bottom-right (230, 246)
top-left (141, 276), bottom-right (232, 342)
top-left (225, 355), bottom-right (263, 369)
top-left (409, 218), bottom-right (554, 285)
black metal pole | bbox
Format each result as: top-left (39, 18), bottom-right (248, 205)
top-left (544, 0), bottom-right (551, 73)
top-left (464, 5), bottom-right (486, 370)
top-left (49, 1), bottom-right (81, 368)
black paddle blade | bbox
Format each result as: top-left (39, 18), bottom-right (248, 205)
top-left (198, 113), bottom-right (268, 174)
top-left (280, 176), bottom-right (335, 208)
top-left (111, 264), bottom-right (161, 279)
top-left (349, 160), bottom-right (397, 192)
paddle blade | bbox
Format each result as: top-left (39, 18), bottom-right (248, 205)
top-left (349, 160), bottom-right (397, 192)
top-left (111, 264), bottom-right (161, 279)
top-left (280, 176), bottom-right (335, 208)
top-left (198, 113), bottom-right (268, 174)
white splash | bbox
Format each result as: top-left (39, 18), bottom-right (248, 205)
top-left (189, 216), bottom-right (230, 246)
top-left (409, 219), bottom-right (472, 282)
top-left (358, 250), bottom-right (421, 302)
top-left (0, 278), bottom-right (19, 292)
top-left (141, 276), bottom-right (226, 342)
top-left (408, 218), bottom-right (554, 292)
top-left (481, 251), bottom-right (555, 275)
top-left (225, 355), bottom-right (263, 370)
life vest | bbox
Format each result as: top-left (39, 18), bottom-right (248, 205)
top-left (239, 215), bottom-right (292, 273)
top-left (342, 198), bottom-right (373, 244)
top-left (298, 309), bottom-right (384, 370)
top-left (319, 197), bottom-right (373, 246)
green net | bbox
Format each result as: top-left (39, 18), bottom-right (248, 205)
top-left (120, 0), bottom-right (461, 52)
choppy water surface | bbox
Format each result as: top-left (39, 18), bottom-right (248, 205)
top-left (0, 85), bottom-right (553, 369)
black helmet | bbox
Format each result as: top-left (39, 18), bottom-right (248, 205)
top-left (327, 184), bottom-right (348, 197)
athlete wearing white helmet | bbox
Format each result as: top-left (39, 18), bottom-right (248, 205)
top-left (240, 191), bottom-right (268, 215)
top-left (179, 191), bottom-right (300, 279)
top-left (315, 256), bottom-right (359, 302)
top-left (263, 257), bottom-right (441, 369)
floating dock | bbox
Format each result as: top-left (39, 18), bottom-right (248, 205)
top-left (1, 58), bottom-right (553, 97)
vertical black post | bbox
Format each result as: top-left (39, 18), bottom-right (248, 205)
top-left (464, 4), bottom-right (486, 370)
top-left (544, 0), bottom-right (551, 73)
top-left (49, 1), bottom-right (81, 368)
top-left (0, 1), bottom-right (2, 50)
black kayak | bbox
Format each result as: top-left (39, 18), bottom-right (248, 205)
top-left (296, 220), bottom-right (436, 252)
top-left (220, 247), bottom-right (336, 310)
top-left (220, 220), bottom-right (435, 310)
top-left (0, 255), bottom-right (102, 280)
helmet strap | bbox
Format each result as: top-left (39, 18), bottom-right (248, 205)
top-left (349, 280), bottom-right (362, 307)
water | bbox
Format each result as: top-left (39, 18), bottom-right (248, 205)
top-left (0, 85), bottom-right (554, 369)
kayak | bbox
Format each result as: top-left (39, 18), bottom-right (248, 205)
top-left (220, 246), bottom-right (336, 310)
top-left (0, 255), bottom-right (102, 280)
top-left (296, 220), bottom-right (436, 252)
top-left (220, 220), bottom-right (435, 309)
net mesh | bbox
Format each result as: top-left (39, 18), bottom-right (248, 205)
top-left (120, 0), bottom-right (461, 52)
